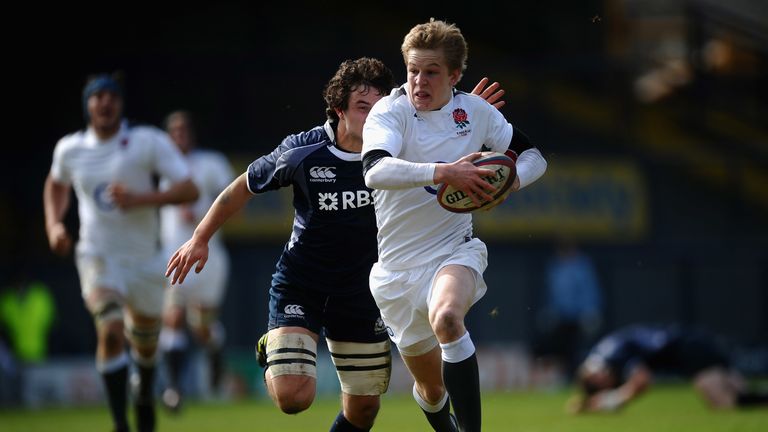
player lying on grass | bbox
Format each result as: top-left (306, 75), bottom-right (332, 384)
top-left (568, 324), bottom-right (768, 413)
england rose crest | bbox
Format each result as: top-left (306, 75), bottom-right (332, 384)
top-left (453, 108), bottom-right (469, 129)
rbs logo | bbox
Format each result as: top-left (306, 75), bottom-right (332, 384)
top-left (317, 190), bottom-right (372, 211)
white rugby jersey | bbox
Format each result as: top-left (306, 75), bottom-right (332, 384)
top-left (362, 87), bottom-right (514, 269)
top-left (50, 121), bottom-right (191, 258)
top-left (160, 149), bottom-right (233, 252)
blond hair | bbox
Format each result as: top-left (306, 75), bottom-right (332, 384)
top-left (401, 18), bottom-right (468, 80)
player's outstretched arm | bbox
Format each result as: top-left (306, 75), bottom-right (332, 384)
top-left (471, 77), bottom-right (506, 109)
top-left (110, 178), bottom-right (199, 210)
top-left (43, 174), bottom-right (73, 256)
top-left (166, 173), bottom-right (252, 284)
top-left (585, 365), bottom-right (652, 413)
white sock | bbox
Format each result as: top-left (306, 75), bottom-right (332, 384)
top-left (413, 383), bottom-right (449, 413)
top-left (159, 328), bottom-right (188, 351)
top-left (440, 331), bottom-right (475, 363)
top-left (96, 351), bottom-right (130, 373)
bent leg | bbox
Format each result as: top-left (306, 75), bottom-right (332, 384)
top-left (327, 338), bottom-right (391, 430)
top-left (694, 367), bottom-right (739, 409)
top-left (87, 288), bottom-right (130, 432)
top-left (402, 346), bottom-right (457, 432)
top-left (430, 264), bottom-right (481, 432)
top-left (262, 327), bottom-right (319, 414)
top-left (159, 304), bottom-right (187, 411)
top-left (330, 394), bottom-right (381, 431)
top-left (126, 309), bottom-right (162, 432)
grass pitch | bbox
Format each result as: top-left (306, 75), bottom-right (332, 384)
top-left (1, 385), bottom-right (766, 431)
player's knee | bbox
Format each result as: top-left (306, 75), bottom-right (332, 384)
top-left (189, 324), bottom-right (211, 344)
top-left (271, 377), bottom-right (316, 413)
top-left (347, 397), bottom-right (380, 427)
top-left (265, 333), bottom-right (318, 379)
top-left (94, 300), bottom-right (125, 353)
top-left (430, 307), bottom-right (464, 341)
top-left (416, 382), bottom-right (447, 405)
top-left (125, 318), bottom-right (161, 361)
top-left (100, 321), bottom-right (125, 353)
top-left (163, 306), bottom-right (185, 328)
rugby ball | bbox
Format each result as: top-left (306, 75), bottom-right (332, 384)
top-left (436, 151), bottom-right (516, 213)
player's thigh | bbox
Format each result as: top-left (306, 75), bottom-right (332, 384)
top-left (76, 251), bottom-right (127, 321)
top-left (125, 253), bottom-right (167, 318)
top-left (431, 264), bottom-right (477, 317)
top-left (428, 238), bottom-right (488, 314)
top-left (369, 262), bottom-right (435, 349)
top-left (693, 367), bottom-right (737, 408)
top-left (324, 289), bottom-right (392, 396)
top-left (267, 280), bottom-right (324, 335)
top-left (266, 326), bottom-right (319, 395)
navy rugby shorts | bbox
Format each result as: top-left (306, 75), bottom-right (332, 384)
top-left (267, 279), bottom-right (389, 343)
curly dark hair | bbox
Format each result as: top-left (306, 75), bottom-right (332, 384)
top-left (323, 57), bottom-right (395, 122)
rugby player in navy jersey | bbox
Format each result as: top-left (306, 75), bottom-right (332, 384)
top-left (569, 324), bottom-right (768, 413)
top-left (166, 57), bottom-right (505, 432)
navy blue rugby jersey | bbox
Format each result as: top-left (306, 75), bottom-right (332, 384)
top-left (589, 324), bottom-right (730, 379)
top-left (589, 325), bottom-right (679, 375)
top-left (246, 121), bottom-right (377, 294)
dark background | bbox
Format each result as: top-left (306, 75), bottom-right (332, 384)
top-left (3, 1), bottom-right (767, 361)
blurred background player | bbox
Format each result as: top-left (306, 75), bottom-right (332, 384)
top-left (535, 238), bottom-right (603, 382)
top-left (43, 73), bottom-right (199, 432)
top-left (569, 323), bottom-right (768, 413)
top-left (158, 110), bottom-right (234, 412)
top-left (166, 57), bottom-right (505, 432)
top-left (362, 19), bottom-right (547, 432)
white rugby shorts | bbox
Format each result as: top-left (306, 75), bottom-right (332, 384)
top-left (369, 237), bottom-right (488, 351)
top-left (165, 246), bottom-right (229, 308)
top-left (76, 250), bottom-right (168, 317)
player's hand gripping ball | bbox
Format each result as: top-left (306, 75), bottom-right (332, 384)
top-left (436, 151), bottom-right (517, 213)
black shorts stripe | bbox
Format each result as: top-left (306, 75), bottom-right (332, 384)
top-left (94, 302), bottom-right (121, 318)
top-left (335, 363), bottom-right (391, 372)
top-left (267, 358), bottom-right (317, 367)
top-left (331, 351), bottom-right (390, 359)
top-left (268, 348), bottom-right (317, 358)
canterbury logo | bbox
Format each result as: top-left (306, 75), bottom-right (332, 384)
top-left (284, 304), bottom-right (304, 316)
top-left (309, 166), bottom-right (337, 182)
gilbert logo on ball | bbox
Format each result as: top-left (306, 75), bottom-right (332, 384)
top-left (436, 152), bottom-right (516, 213)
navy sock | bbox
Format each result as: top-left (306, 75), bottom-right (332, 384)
top-left (102, 365), bottom-right (129, 432)
top-left (737, 391), bottom-right (768, 407)
top-left (134, 364), bottom-right (156, 432)
top-left (165, 349), bottom-right (184, 390)
top-left (420, 396), bottom-right (458, 431)
top-left (443, 353), bottom-right (481, 432)
top-left (208, 347), bottom-right (224, 391)
top-left (330, 410), bottom-right (368, 431)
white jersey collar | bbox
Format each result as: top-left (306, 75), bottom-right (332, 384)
top-left (323, 120), bottom-right (336, 144)
top-left (84, 120), bottom-right (128, 147)
top-left (324, 120), bottom-right (361, 161)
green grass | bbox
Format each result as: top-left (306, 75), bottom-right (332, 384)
top-left (1, 386), bottom-right (766, 431)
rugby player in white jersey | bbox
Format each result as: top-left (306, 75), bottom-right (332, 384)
top-left (158, 111), bottom-right (234, 411)
top-left (166, 57), bottom-right (505, 432)
top-left (362, 20), bottom-right (548, 432)
top-left (43, 74), bottom-right (199, 432)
